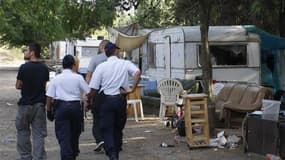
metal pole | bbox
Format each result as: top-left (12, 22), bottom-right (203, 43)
top-left (164, 35), bottom-right (172, 78)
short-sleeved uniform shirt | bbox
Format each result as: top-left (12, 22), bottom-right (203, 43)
top-left (17, 61), bottom-right (49, 105)
top-left (46, 69), bottom-right (90, 101)
top-left (89, 56), bottom-right (140, 95)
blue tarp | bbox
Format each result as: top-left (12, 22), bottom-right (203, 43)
top-left (243, 25), bottom-right (285, 93)
top-left (243, 25), bottom-right (285, 52)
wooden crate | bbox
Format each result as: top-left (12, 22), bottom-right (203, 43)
top-left (182, 93), bottom-right (210, 148)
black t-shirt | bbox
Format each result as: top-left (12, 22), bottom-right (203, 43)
top-left (17, 61), bottom-right (49, 105)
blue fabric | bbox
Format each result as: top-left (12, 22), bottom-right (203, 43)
top-left (244, 25), bottom-right (285, 52)
top-left (138, 80), bottom-right (157, 96)
top-left (244, 25), bottom-right (285, 92)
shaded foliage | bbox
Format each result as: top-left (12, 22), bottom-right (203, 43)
top-left (175, 0), bottom-right (285, 37)
top-left (134, 0), bottom-right (177, 28)
top-left (0, 0), bottom-right (119, 48)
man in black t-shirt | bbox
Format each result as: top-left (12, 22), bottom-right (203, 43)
top-left (15, 42), bottom-right (49, 160)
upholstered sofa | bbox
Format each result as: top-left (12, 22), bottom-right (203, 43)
top-left (214, 83), bottom-right (273, 128)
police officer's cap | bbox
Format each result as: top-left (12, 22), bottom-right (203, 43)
top-left (105, 42), bottom-right (120, 57)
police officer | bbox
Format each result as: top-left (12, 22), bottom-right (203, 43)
top-left (46, 55), bottom-right (90, 160)
top-left (85, 39), bottom-right (109, 152)
top-left (89, 42), bottom-right (141, 160)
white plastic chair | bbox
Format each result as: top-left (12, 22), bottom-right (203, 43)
top-left (127, 99), bottom-right (144, 122)
top-left (157, 79), bottom-right (184, 120)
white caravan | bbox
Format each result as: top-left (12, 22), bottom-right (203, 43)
top-left (50, 38), bottom-right (102, 69)
top-left (140, 26), bottom-right (261, 84)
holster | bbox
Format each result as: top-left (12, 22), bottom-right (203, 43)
top-left (47, 99), bottom-right (58, 121)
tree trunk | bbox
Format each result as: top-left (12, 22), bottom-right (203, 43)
top-left (199, 0), bottom-right (215, 136)
top-left (199, 0), bottom-right (213, 100)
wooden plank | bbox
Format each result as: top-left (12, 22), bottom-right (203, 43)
top-left (190, 110), bottom-right (205, 115)
top-left (190, 101), bottom-right (207, 105)
top-left (184, 98), bottom-right (193, 145)
top-left (191, 118), bottom-right (206, 123)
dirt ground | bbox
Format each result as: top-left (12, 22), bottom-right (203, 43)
top-left (0, 67), bottom-right (263, 160)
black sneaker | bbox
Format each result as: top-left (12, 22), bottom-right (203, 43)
top-left (94, 141), bottom-right (104, 153)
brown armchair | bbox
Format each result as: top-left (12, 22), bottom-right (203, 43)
top-left (218, 83), bottom-right (248, 120)
top-left (224, 86), bottom-right (267, 128)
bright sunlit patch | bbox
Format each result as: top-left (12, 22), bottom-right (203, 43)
top-left (124, 136), bottom-right (146, 141)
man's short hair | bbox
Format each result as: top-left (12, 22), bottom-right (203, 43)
top-left (62, 55), bottom-right (75, 69)
top-left (100, 40), bottom-right (110, 48)
top-left (28, 42), bottom-right (41, 58)
top-left (104, 42), bottom-right (120, 57)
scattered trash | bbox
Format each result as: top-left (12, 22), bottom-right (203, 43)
top-left (144, 130), bottom-right (152, 133)
top-left (2, 135), bottom-right (16, 145)
top-left (174, 135), bottom-right (187, 143)
top-left (6, 102), bottom-right (13, 106)
top-left (209, 130), bottom-right (240, 149)
top-left (265, 154), bottom-right (281, 160)
top-left (227, 134), bottom-right (240, 143)
top-left (217, 131), bottom-right (224, 138)
top-left (227, 135), bottom-right (241, 149)
top-left (160, 142), bottom-right (175, 148)
top-left (210, 131), bottom-right (226, 148)
top-left (192, 125), bottom-right (202, 134)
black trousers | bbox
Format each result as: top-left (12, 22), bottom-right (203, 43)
top-left (55, 100), bottom-right (81, 160)
top-left (99, 95), bottom-right (127, 159)
top-left (91, 95), bottom-right (103, 143)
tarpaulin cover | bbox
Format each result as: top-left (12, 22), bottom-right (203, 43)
top-left (108, 26), bottom-right (149, 52)
top-left (244, 25), bottom-right (285, 52)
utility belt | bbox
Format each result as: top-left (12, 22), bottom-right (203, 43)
top-left (101, 92), bottom-right (127, 99)
top-left (56, 99), bottom-right (80, 103)
top-left (53, 99), bottom-right (80, 109)
top-left (91, 90), bottom-right (127, 112)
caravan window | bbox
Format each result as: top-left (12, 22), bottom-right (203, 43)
top-left (148, 42), bottom-right (156, 68)
top-left (199, 45), bottom-right (247, 66)
top-left (82, 47), bottom-right (99, 57)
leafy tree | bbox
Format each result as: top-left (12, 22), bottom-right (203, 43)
top-left (0, 0), bottom-right (65, 47)
top-left (60, 0), bottom-right (118, 39)
top-left (134, 0), bottom-right (177, 28)
top-left (248, 0), bottom-right (285, 36)
top-left (0, 0), bottom-right (119, 48)
top-left (175, 0), bottom-right (285, 37)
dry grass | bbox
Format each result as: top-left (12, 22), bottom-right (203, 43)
top-left (0, 47), bottom-right (23, 65)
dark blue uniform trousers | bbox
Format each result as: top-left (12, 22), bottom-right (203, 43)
top-left (55, 101), bottom-right (82, 160)
top-left (91, 96), bottom-right (103, 143)
top-left (100, 95), bottom-right (127, 159)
